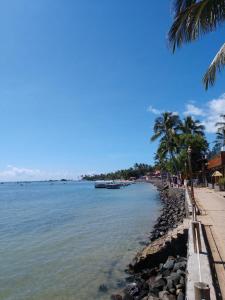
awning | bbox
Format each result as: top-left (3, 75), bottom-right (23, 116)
top-left (212, 171), bottom-right (223, 177)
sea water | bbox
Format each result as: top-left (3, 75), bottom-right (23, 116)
top-left (0, 181), bottom-right (161, 300)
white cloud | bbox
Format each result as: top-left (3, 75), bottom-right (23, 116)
top-left (0, 165), bottom-right (41, 179)
top-left (183, 94), bottom-right (225, 133)
top-left (147, 94), bottom-right (225, 134)
top-left (147, 105), bottom-right (162, 115)
top-left (183, 104), bottom-right (205, 116)
top-left (203, 94), bottom-right (225, 133)
top-left (0, 165), bottom-right (79, 182)
top-left (147, 105), bottom-right (178, 116)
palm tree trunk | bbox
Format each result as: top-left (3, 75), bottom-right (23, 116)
top-left (170, 150), bottom-right (179, 176)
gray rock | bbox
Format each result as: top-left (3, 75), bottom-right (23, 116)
top-left (124, 282), bottom-right (139, 297)
top-left (152, 278), bottom-right (166, 290)
top-left (177, 291), bottom-right (185, 300)
top-left (176, 288), bottom-right (183, 295)
top-left (167, 273), bottom-right (181, 286)
top-left (179, 276), bottom-right (185, 285)
top-left (159, 291), bottom-right (169, 299)
top-left (166, 279), bottom-right (174, 290)
top-left (168, 288), bottom-right (176, 294)
top-left (99, 284), bottom-right (108, 293)
top-left (176, 269), bottom-right (186, 277)
top-left (163, 258), bottom-right (175, 270)
top-left (173, 261), bottom-right (186, 271)
top-left (144, 296), bottom-right (160, 300)
top-left (176, 283), bottom-right (184, 290)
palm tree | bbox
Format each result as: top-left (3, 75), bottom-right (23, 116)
top-left (151, 112), bottom-right (181, 173)
top-left (180, 116), bottom-right (205, 136)
top-left (169, 0), bottom-right (225, 89)
top-left (215, 114), bottom-right (225, 148)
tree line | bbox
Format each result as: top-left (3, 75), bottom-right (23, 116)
top-left (151, 112), bottom-right (225, 178)
top-left (82, 163), bottom-right (154, 181)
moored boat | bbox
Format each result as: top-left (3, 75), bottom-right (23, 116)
top-left (95, 182), bottom-right (108, 188)
top-left (106, 183), bottom-right (121, 189)
top-left (95, 181), bottom-right (113, 188)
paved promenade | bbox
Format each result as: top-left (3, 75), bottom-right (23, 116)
top-left (195, 188), bottom-right (225, 298)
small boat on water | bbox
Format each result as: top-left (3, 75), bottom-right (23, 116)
top-left (94, 180), bottom-right (132, 189)
top-left (106, 183), bottom-right (121, 189)
top-left (95, 182), bottom-right (108, 188)
top-left (94, 181), bottom-right (121, 189)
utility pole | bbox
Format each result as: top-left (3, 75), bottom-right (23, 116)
top-left (187, 146), bottom-right (195, 202)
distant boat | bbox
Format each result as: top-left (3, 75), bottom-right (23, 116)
top-left (95, 182), bottom-right (108, 188)
top-left (106, 183), bottom-right (121, 189)
top-left (94, 181), bottom-right (112, 188)
top-left (95, 181), bottom-right (129, 189)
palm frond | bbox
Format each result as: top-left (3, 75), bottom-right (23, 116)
top-left (169, 0), bottom-right (225, 52)
top-left (150, 132), bottom-right (162, 142)
top-left (203, 42), bottom-right (225, 89)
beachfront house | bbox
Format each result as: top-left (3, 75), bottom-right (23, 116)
top-left (207, 151), bottom-right (225, 188)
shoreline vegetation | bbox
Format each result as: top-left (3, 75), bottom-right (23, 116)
top-left (82, 163), bottom-right (154, 181)
top-left (109, 179), bottom-right (188, 300)
top-left (84, 112), bottom-right (224, 299)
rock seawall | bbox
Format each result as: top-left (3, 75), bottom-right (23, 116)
top-left (111, 181), bottom-right (188, 300)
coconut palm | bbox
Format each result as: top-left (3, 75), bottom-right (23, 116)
top-left (179, 116), bottom-right (205, 136)
top-left (169, 0), bottom-right (225, 89)
top-left (151, 112), bottom-right (181, 173)
top-left (215, 114), bottom-right (225, 148)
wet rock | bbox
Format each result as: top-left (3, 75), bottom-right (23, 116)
top-left (125, 275), bottom-right (136, 283)
top-left (124, 283), bottom-right (139, 297)
top-left (99, 284), bottom-right (108, 293)
top-left (117, 279), bottom-right (126, 288)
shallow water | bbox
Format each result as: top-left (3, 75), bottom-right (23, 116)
top-left (0, 181), bottom-right (161, 300)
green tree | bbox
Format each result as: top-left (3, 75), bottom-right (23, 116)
top-left (169, 0), bottom-right (225, 89)
top-left (151, 112), bottom-right (181, 174)
top-left (215, 114), bottom-right (225, 149)
top-left (179, 116), bottom-right (205, 136)
top-left (177, 133), bottom-right (208, 175)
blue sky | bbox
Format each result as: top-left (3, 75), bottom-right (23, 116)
top-left (1, 0), bottom-right (225, 181)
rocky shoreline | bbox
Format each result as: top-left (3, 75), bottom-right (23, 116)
top-left (110, 180), bottom-right (188, 300)
top-left (149, 181), bottom-right (186, 242)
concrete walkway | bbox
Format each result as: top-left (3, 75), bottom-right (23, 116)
top-left (195, 188), bottom-right (225, 298)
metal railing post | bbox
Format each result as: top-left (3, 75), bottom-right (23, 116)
top-left (194, 282), bottom-right (210, 300)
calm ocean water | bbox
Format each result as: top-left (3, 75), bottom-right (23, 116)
top-left (0, 181), bottom-right (161, 300)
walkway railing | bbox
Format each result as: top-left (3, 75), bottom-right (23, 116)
top-left (186, 186), bottom-right (211, 300)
